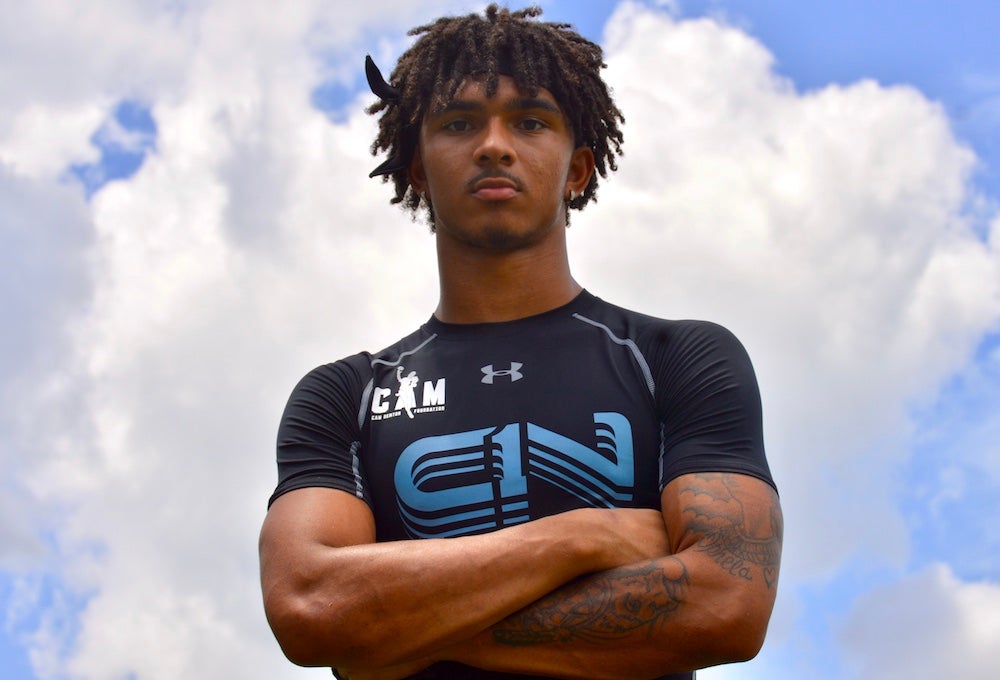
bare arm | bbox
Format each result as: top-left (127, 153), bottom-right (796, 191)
top-left (438, 472), bottom-right (783, 679)
top-left (258, 487), bottom-right (671, 670)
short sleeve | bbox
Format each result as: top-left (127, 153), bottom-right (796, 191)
top-left (646, 321), bottom-right (774, 492)
top-left (268, 355), bottom-right (373, 508)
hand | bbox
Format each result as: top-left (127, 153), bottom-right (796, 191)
top-left (578, 507), bottom-right (671, 570)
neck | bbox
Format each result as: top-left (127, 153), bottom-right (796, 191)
top-left (434, 227), bottom-right (582, 324)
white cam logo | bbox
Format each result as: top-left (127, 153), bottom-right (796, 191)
top-left (371, 366), bottom-right (446, 420)
top-left (481, 362), bottom-right (523, 384)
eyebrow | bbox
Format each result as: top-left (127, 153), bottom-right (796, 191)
top-left (434, 97), bottom-right (563, 116)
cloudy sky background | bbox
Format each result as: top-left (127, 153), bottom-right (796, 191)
top-left (2, 0), bottom-right (998, 678)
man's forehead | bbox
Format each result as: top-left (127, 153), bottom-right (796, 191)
top-left (428, 74), bottom-right (561, 113)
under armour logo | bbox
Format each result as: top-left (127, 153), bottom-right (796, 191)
top-left (481, 363), bottom-right (523, 384)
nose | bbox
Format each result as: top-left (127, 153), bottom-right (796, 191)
top-left (475, 118), bottom-right (514, 165)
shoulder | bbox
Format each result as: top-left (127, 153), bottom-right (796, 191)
top-left (579, 296), bottom-right (761, 421)
top-left (366, 324), bottom-right (441, 371)
top-left (640, 318), bottom-right (758, 400)
top-left (290, 324), bottom-right (438, 394)
top-left (579, 294), bottom-right (751, 367)
top-left (289, 353), bottom-right (372, 404)
top-left (642, 319), bottom-right (752, 370)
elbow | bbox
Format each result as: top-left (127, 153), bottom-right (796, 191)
top-left (264, 591), bottom-right (372, 668)
top-left (710, 596), bottom-right (772, 664)
top-left (675, 589), bottom-right (772, 669)
top-left (264, 594), bottom-right (331, 667)
top-left (721, 619), bottom-right (768, 663)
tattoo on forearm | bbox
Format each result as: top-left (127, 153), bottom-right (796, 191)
top-left (682, 473), bottom-right (782, 589)
top-left (493, 558), bottom-right (690, 646)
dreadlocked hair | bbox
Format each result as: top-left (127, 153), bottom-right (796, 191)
top-left (367, 4), bottom-right (624, 223)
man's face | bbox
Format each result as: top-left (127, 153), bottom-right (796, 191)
top-left (409, 75), bottom-right (594, 252)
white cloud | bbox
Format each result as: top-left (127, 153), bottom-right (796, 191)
top-left (2, 1), bottom-right (999, 678)
top-left (574, 2), bottom-right (1000, 583)
top-left (0, 105), bottom-right (106, 178)
top-left (0, 165), bottom-right (94, 573)
top-left (839, 564), bottom-right (1000, 679)
top-left (3, 1), bottom-right (459, 675)
top-left (0, 0), bottom-right (461, 180)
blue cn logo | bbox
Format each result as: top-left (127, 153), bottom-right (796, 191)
top-left (393, 413), bottom-right (634, 538)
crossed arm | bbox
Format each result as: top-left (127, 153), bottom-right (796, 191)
top-left (259, 472), bottom-right (782, 679)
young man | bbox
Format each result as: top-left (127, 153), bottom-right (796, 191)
top-left (260, 6), bottom-right (782, 679)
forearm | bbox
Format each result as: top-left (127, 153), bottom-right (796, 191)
top-left (336, 556), bottom-right (690, 680)
top-left (264, 507), bottom-right (665, 669)
top-left (442, 474), bottom-right (784, 679)
top-left (443, 552), bottom-right (768, 679)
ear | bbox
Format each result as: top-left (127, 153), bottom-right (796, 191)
top-left (566, 145), bottom-right (595, 198)
top-left (408, 146), bottom-right (427, 196)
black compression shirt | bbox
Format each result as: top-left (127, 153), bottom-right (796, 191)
top-left (271, 290), bottom-right (774, 680)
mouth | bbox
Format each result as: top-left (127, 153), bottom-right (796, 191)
top-left (468, 173), bottom-right (522, 201)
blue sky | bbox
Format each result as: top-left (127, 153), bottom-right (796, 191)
top-left (64, 0), bottom-right (1000, 212)
top-left (566, 0), bottom-right (1000, 201)
top-left (1, 1), bottom-right (998, 678)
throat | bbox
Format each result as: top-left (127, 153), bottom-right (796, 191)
top-left (434, 209), bottom-right (579, 323)
top-left (435, 248), bottom-right (581, 324)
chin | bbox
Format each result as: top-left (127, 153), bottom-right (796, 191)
top-left (476, 225), bottom-right (537, 252)
top-left (443, 214), bottom-right (562, 253)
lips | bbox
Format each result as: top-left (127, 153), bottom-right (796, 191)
top-left (470, 176), bottom-right (520, 201)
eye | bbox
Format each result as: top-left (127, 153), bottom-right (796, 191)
top-left (518, 118), bottom-right (547, 132)
top-left (443, 119), bottom-right (473, 132)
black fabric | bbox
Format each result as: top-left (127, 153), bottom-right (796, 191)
top-left (273, 290), bottom-right (772, 679)
top-left (391, 662), bottom-right (697, 679)
top-left (335, 664), bottom-right (695, 679)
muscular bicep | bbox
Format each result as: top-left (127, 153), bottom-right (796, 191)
top-left (661, 472), bottom-right (782, 593)
top-left (656, 472), bottom-right (782, 662)
top-left (263, 487), bottom-right (375, 548)
top-left (259, 488), bottom-right (375, 622)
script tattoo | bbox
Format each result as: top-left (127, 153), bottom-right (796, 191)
top-left (682, 473), bottom-right (782, 589)
top-left (494, 558), bottom-right (690, 646)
